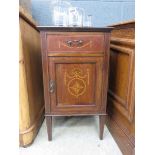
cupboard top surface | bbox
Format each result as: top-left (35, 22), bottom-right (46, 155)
top-left (37, 26), bottom-right (113, 32)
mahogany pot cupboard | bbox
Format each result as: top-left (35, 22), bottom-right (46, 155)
top-left (38, 27), bottom-right (113, 140)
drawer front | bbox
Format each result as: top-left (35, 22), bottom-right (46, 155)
top-left (46, 34), bottom-right (105, 52)
top-left (48, 56), bottom-right (105, 115)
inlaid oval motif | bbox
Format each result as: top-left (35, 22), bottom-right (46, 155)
top-left (64, 68), bottom-right (89, 98)
top-left (68, 78), bottom-right (86, 98)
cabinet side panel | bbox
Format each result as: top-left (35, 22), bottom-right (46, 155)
top-left (19, 16), bottom-right (44, 147)
top-left (107, 21), bottom-right (135, 154)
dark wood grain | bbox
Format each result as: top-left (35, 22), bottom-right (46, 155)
top-left (108, 20), bottom-right (135, 29)
top-left (46, 116), bottom-right (52, 141)
top-left (37, 26), bottom-right (113, 32)
top-left (47, 53), bottom-right (104, 57)
top-left (40, 32), bottom-right (51, 114)
top-left (46, 33), bottom-right (105, 52)
top-left (107, 20), bottom-right (135, 155)
top-left (39, 27), bottom-right (112, 140)
top-left (106, 116), bottom-right (134, 155)
top-left (99, 115), bottom-right (106, 140)
top-left (109, 20), bottom-right (135, 39)
top-left (48, 56), bottom-right (104, 114)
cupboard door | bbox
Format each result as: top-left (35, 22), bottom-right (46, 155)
top-left (48, 56), bottom-right (105, 115)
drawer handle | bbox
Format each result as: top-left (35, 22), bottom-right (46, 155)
top-left (74, 40), bottom-right (84, 47)
top-left (49, 80), bottom-right (55, 93)
top-left (66, 40), bottom-right (73, 47)
top-left (66, 40), bottom-right (84, 47)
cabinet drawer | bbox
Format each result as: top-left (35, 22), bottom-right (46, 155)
top-left (46, 34), bottom-right (105, 53)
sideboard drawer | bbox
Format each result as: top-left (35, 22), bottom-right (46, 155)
top-left (46, 34), bottom-right (105, 53)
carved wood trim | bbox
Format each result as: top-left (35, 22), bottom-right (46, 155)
top-left (111, 37), bottom-right (135, 48)
top-left (108, 90), bottom-right (127, 108)
top-left (110, 44), bottom-right (133, 54)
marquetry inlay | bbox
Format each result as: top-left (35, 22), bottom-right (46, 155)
top-left (59, 41), bottom-right (92, 49)
top-left (64, 68), bottom-right (89, 98)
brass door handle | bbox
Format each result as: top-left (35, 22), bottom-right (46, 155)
top-left (49, 80), bottom-right (55, 93)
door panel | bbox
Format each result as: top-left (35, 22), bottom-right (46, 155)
top-left (108, 48), bottom-right (134, 122)
top-left (56, 63), bottom-right (95, 106)
top-left (48, 56), bottom-right (104, 114)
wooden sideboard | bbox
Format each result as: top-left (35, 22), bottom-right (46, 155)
top-left (38, 27), bottom-right (113, 140)
top-left (19, 7), bottom-right (44, 147)
top-left (106, 20), bottom-right (135, 155)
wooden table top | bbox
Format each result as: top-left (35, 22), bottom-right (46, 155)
top-left (37, 26), bottom-right (113, 32)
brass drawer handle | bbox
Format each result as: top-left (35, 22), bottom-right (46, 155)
top-left (66, 40), bottom-right (84, 47)
top-left (66, 40), bottom-right (73, 47)
top-left (49, 80), bottom-right (55, 93)
top-left (75, 40), bottom-right (83, 47)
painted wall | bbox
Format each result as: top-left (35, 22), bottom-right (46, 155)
top-left (20, 0), bottom-right (32, 14)
top-left (31, 0), bottom-right (135, 26)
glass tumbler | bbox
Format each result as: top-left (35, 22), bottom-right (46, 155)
top-left (83, 15), bottom-right (92, 27)
top-left (68, 7), bottom-right (84, 27)
top-left (52, 0), bottom-right (71, 26)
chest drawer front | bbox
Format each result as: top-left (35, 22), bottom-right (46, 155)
top-left (46, 34), bottom-right (105, 52)
top-left (48, 56), bottom-right (105, 115)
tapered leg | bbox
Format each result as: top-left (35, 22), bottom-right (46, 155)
top-left (99, 115), bottom-right (105, 140)
top-left (46, 116), bottom-right (52, 141)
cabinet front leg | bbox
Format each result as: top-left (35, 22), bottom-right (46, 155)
top-left (99, 115), bottom-right (105, 140)
top-left (46, 116), bottom-right (52, 141)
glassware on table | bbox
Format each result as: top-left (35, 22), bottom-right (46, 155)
top-left (68, 7), bottom-right (84, 27)
top-left (52, 0), bottom-right (72, 26)
top-left (83, 15), bottom-right (92, 27)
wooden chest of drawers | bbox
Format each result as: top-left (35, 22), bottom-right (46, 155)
top-left (38, 27), bottom-right (112, 141)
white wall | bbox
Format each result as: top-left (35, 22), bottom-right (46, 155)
top-left (31, 0), bottom-right (135, 26)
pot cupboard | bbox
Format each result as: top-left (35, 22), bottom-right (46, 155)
top-left (38, 27), bottom-right (113, 140)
